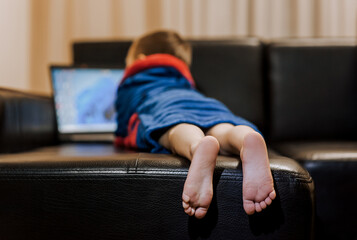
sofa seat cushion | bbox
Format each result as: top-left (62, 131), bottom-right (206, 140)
top-left (273, 141), bottom-right (357, 240)
top-left (0, 143), bottom-right (313, 240)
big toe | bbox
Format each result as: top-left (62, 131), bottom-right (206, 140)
top-left (243, 200), bottom-right (256, 215)
top-left (194, 207), bottom-right (208, 219)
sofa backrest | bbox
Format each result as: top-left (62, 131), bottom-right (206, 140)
top-left (266, 39), bottom-right (357, 141)
top-left (73, 41), bottom-right (132, 68)
top-left (190, 39), bottom-right (264, 130)
top-left (0, 88), bottom-right (57, 153)
top-left (73, 38), bottom-right (265, 131)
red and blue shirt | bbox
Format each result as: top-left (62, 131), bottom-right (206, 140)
top-left (115, 54), bottom-right (258, 153)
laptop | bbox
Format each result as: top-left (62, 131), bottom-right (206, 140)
top-left (50, 66), bottom-right (125, 142)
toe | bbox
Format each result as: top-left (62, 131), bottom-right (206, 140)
top-left (185, 207), bottom-right (192, 215)
top-left (190, 208), bottom-right (195, 216)
top-left (243, 200), bottom-right (256, 215)
top-left (184, 206), bottom-right (196, 216)
top-left (182, 201), bottom-right (189, 209)
top-left (265, 196), bottom-right (272, 205)
top-left (260, 201), bottom-right (267, 209)
top-left (195, 207), bottom-right (208, 219)
top-left (269, 190), bottom-right (276, 200)
top-left (182, 193), bottom-right (190, 203)
top-left (255, 202), bottom-right (262, 212)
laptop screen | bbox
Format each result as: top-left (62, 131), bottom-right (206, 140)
top-left (50, 67), bottom-right (124, 134)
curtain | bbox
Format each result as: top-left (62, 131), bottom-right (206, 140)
top-left (1, 0), bottom-right (356, 93)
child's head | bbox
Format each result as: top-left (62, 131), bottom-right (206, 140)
top-left (126, 30), bottom-right (192, 67)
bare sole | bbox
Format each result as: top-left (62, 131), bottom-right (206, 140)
top-left (241, 132), bottom-right (276, 215)
top-left (182, 136), bottom-right (220, 219)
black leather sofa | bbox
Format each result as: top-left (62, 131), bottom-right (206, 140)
top-left (0, 37), bottom-right (355, 240)
top-left (266, 39), bottom-right (357, 240)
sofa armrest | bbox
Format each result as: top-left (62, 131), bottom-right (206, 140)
top-left (0, 88), bottom-right (57, 153)
top-left (0, 144), bottom-right (314, 239)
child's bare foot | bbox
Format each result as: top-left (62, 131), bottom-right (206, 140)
top-left (240, 132), bottom-right (276, 215)
top-left (182, 136), bottom-right (219, 219)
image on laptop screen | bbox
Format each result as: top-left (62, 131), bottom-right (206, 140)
top-left (51, 67), bottom-right (124, 134)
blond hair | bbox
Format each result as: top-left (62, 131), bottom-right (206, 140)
top-left (126, 30), bottom-right (192, 66)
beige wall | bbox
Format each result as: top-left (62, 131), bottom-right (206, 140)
top-left (1, 0), bottom-right (356, 94)
top-left (0, 0), bottom-right (31, 91)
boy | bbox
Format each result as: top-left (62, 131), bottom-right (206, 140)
top-left (115, 30), bottom-right (275, 219)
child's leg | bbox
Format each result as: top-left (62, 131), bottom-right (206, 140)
top-left (159, 123), bottom-right (220, 219)
top-left (206, 123), bottom-right (276, 215)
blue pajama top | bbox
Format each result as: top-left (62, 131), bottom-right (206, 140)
top-left (115, 54), bottom-right (258, 153)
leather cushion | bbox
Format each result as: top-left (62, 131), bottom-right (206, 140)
top-left (0, 88), bottom-right (57, 153)
top-left (73, 40), bottom-right (132, 68)
top-left (273, 141), bottom-right (357, 240)
top-left (190, 39), bottom-right (264, 130)
top-left (267, 39), bottom-right (357, 141)
top-left (0, 143), bottom-right (314, 240)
